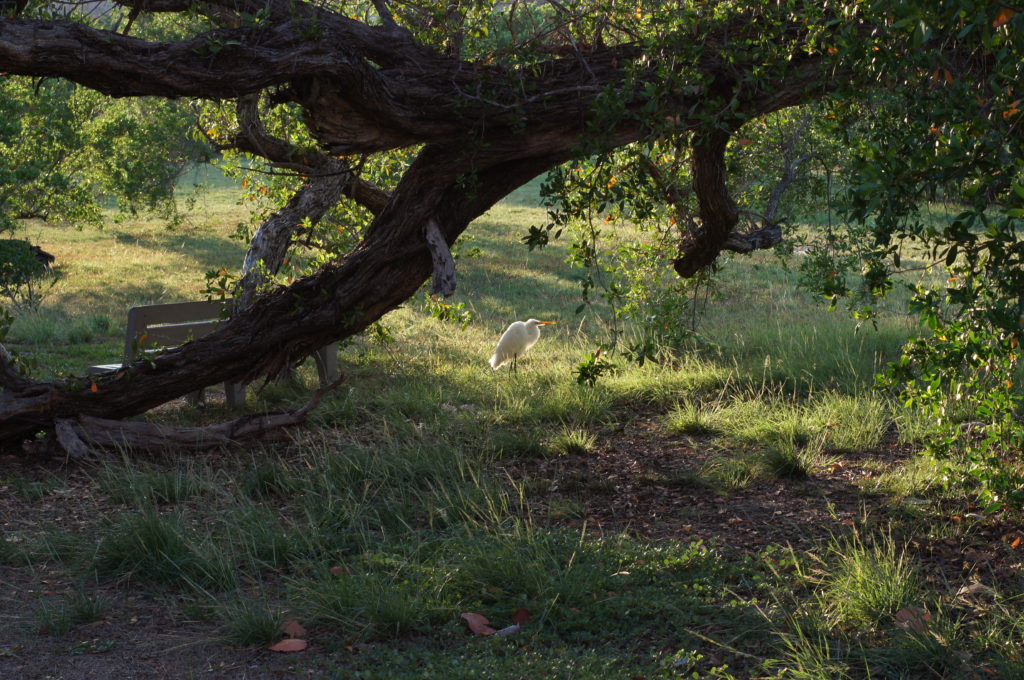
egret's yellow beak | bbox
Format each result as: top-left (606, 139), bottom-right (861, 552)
top-left (537, 321), bottom-right (556, 325)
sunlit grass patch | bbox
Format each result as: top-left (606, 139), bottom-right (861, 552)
top-left (708, 396), bottom-right (813, 447)
top-left (819, 533), bottom-right (922, 631)
top-left (762, 437), bottom-right (816, 480)
top-left (702, 455), bottom-right (760, 492)
top-left (664, 398), bottom-right (723, 436)
top-left (866, 455), bottom-right (946, 501)
top-left (807, 393), bottom-right (891, 452)
top-left (548, 425), bottom-right (598, 456)
top-left (771, 619), bottom-right (854, 680)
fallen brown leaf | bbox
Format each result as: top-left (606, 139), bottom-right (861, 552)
top-left (460, 612), bottom-right (496, 636)
top-left (511, 607), bottom-right (533, 625)
top-left (280, 618), bottom-right (307, 638)
top-left (269, 638), bottom-right (308, 653)
top-left (893, 606), bottom-right (931, 633)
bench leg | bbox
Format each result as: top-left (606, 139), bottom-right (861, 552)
top-left (225, 381), bottom-right (247, 407)
top-left (312, 343), bottom-right (339, 385)
top-left (186, 388), bottom-right (205, 406)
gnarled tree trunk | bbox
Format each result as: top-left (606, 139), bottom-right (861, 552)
top-left (0, 1), bottom-right (841, 451)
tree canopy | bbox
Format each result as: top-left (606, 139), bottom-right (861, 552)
top-left (1, 0), bottom-right (1023, 501)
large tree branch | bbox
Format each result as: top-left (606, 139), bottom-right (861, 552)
top-left (674, 128), bottom-right (739, 278)
top-left (0, 18), bottom-right (365, 98)
top-left (230, 96), bottom-right (389, 212)
top-left (231, 95), bottom-right (391, 307)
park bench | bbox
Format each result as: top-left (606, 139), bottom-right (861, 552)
top-left (87, 300), bottom-right (338, 408)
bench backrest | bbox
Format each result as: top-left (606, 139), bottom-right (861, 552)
top-left (123, 299), bottom-right (233, 360)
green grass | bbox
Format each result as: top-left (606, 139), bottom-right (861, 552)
top-left (34, 590), bottom-right (107, 635)
top-left (217, 597), bottom-right (286, 646)
top-left (820, 532), bottom-right (923, 631)
top-left (4, 172), bottom-right (1020, 678)
top-left (97, 458), bottom-right (211, 506)
top-left (90, 509), bottom-right (237, 590)
top-left (548, 425), bottom-right (598, 456)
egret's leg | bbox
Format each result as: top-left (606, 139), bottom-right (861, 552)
top-left (512, 354), bottom-right (518, 374)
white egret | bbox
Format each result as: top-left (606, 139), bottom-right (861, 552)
top-left (489, 319), bottom-right (556, 373)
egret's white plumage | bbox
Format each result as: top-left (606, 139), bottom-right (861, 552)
top-left (489, 319), bottom-right (555, 371)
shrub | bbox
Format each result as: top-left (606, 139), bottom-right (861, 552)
top-left (0, 239), bottom-right (56, 310)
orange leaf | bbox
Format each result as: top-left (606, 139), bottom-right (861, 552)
top-left (90, 382), bottom-right (99, 393)
top-left (281, 618), bottom-right (307, 638)
top-left (269, 638), bottom-right (308, 653)
top-left (460, 612), bottom-right (496, 636)
top-left (994, 8), bottom-right (1016, 28)
top-left (1012, 535), bottom-right (1022, 549)
top-left (736, 138), bottom-right (754, 146)
top-left (511, 607), bottom-right (533, 625)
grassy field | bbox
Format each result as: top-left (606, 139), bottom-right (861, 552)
top-left (0, 173), bottom-right (1022, 679)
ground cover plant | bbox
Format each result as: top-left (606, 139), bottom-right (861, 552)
top-left (1, 177), bottom-right (1021, 679)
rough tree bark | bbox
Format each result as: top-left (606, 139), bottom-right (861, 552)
top-left (0, 1), bottom-right (841, 451)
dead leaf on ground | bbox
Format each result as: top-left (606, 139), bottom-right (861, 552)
top-left (280, 617), bottom-right (307, 638)
top-left (269, 638), bottom-right (308, 653)
top-left (893, 606), bottom-right (931, 633)
top-left (956, 581), bottom-right (996, 603)
top-left (511, 606), bottom-right (533, 625)
top-left (460, 612), bottom-right (496, 636)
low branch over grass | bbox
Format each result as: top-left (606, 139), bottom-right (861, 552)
top-left (0, 3), bottom-right (869, 449)
top-left (53, 375), bottom-right (345, 457)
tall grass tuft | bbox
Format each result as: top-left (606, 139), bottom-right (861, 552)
top-left (548, 426), bottom-right (598, 456)
top-left (772, 617), bottom-right (856, 680)
top-left (664, 398), bottom-right (722, 436)
top-left (808, 393), bottom-right (891, 452)
top-left (821, 532), bottom-right (922, 631)
top-left (34, 590), bottom-right (107, 635)
top-left (90, 509), bottom-right (237, 590)
top-left (239, 454), bottom-right (301, 499)
top-left (762, 438), bottom-right (813, 480)
top-left (295, 562), bottom-right (455, 637)
top-left (0, 537), bottom-right (26, 565)
top-left (218, 598), bottom-right (286, 646)
top-left (98, 459), bottom-right (210, 506)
